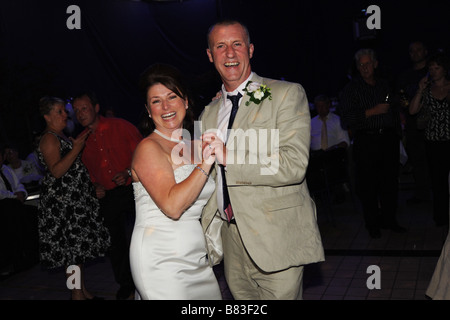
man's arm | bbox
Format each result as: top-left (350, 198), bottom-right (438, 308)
top-left (226, 82), bottom-right (311, 186)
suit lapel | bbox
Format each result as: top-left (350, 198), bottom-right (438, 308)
top-left (231, 73), bottom-right (265, 130)
top-left (202, 99), bottom-right (220, 132)
top-left (203, 73), bottom-right (266, 132)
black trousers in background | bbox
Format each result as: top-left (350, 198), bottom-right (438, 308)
top-left (404, 128), bottom-right (431, 200)
top-left (352, 129), bottom-right (401, 230)
top-left (99, 184), bottom-right (135, 289)
top-left (425, 140), bottom-right (450, 226)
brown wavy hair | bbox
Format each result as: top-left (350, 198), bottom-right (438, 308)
top-left (138, 63), bottom-right (194, 136)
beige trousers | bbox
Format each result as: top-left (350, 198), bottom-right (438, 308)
top-left (221, 222), bottom-right (304, 300)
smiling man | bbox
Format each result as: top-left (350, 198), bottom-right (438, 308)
top-left (200, 20), bottom-right (324, 300)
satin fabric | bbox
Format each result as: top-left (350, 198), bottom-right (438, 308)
top-left (130, 165), bottom-right (221, 300)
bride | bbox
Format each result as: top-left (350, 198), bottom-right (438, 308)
top-left (129, 63), bottom-right (222, 300)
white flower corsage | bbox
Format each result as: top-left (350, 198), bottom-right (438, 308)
top-left (243, 81), bottom-right (272, 106)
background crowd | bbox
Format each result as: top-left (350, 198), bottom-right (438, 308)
top-left (1, 1), bottom-right (450, 301)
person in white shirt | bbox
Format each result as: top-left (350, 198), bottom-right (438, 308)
top-left (310, 94), bottom-right (350, 152)
top-left (308, 94), bottom-right (351, 205)
top-left (0, 145), bottom-right (39, 275)
top-left (3, 145), bottom-right (43, 193)
top-left (1, 152), bottom-right (28, 201)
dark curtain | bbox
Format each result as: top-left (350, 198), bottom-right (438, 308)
top-left (1, 0), bottom-right (449, 155)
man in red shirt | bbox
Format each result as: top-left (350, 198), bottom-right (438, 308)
top-left (73, 92), bottom-right (142, 300)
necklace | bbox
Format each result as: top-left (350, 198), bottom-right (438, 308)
top-left (153, 129), bottom-right (185, 143)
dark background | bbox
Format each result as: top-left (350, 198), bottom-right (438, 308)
top-left (1, 0), bottom-right (449, 156)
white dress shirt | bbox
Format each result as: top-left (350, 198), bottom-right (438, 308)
top-left (8, 160), bottom-right (43, 184)
top-left (310, 112), bottom-right (350, 151)
top-left (0, 164), bottom-right (28, 200)
top-left (215, 72), bottom-right (254, 219)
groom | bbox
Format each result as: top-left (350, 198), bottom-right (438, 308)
top-left (200, 19), bottom-right (324, 300)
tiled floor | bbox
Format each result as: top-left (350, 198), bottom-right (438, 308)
top-left (302, 169), bottom-right (448, 300)
top-left (0, 168), bottom-right (448, 300)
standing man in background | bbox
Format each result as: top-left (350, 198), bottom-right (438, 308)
top-left (340, 49), bottom-right (406, 239)
top-left (73, 92), bottom-right (142, 300)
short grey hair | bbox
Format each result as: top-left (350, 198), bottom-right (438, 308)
top-left (39, 96), bottom-right (65, 116)
top-left (207, 20), bottom-right (251, 49)
top-left (354, 48), bottom-right (377, 63)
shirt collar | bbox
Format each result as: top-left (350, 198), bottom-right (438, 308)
top-left (221, 72), bottom-right (254, 98)
top-left (319, 113), bottom-right (330, 121)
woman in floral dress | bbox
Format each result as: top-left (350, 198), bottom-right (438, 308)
top-left (37, 96), bottom-right (110, 300)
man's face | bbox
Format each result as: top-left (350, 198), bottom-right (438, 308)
top-left (73, 95), bottom-right (98, 128)
top-left (315, 101), bottom-right (330, 118)
top-left (4, 148), bottom-right (19, 164)
top-left (409, 42), bottom-right (427, 64)
top-left (357, 55), bottom-right (377, 81)
top-left (206, 23), bottom-right (254, 92)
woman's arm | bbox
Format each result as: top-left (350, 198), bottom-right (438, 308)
top-left (409, 76), bottom-right (429, 115)
top-left (132, 138), bottom-right (215, 220)
top-left (39, 131), bottom-right (90, 179)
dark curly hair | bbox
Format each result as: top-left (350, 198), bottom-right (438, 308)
top-left (427, 52), bottom-right (450, 79)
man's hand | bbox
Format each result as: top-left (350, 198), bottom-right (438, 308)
top-left (366, 103), bottom-right (390, 118)
top-left (14, 191), bottom-right (26, 203)
top-left (112, 170), bottom-right (129, 186)
top-left (94, 183), bottom-right (106, 199)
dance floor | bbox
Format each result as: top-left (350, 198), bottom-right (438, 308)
top-left (0, 166), bottom-right (447, 301)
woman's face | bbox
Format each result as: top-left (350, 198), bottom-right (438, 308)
top-left (146, 83), bottom-right (187, 134)
top-left (428, 62), bottom-right (447, 82)
top-left (45, 103), bottom-right (68, 131)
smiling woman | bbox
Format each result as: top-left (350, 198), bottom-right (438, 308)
top-left (129, 63), bottom-right (222, 300)
top-left (138, 64), bottom-right (195, 137)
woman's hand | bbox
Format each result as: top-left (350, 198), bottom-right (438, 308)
top-left (212, 91), bottom-right (222, 101)
top-left (70, 129), bottom-right (91, 153)
top-left (418, 75), bottom-right (431, 92)
top-left (202, 131), bottom-right (226, 166)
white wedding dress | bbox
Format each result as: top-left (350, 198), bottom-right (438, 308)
top-left (130, 164), bottom-right (222, 300)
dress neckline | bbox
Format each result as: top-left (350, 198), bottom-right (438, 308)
top-left (153, 129), bottom-right (185, 144)
top-left (44, 131), bottom-right (71, 143)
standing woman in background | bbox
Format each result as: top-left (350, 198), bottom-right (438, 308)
top-left (409, 52), bottom-right (450, 227)
top-left (38, 96), bottom-right (111, 300)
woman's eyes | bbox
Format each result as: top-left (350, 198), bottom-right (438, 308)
top-left (151, 95), bottom-right (178, 104)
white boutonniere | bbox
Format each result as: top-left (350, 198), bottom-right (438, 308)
top-left (243, 81), bottom-right (272, 106)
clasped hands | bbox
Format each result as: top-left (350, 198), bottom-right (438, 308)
top-left (201, 132), bottom-right (226, 166)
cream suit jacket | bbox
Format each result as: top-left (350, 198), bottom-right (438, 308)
top-left (200, 73), bottom-right (324, 273)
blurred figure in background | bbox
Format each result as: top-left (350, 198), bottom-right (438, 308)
top-left (3, 143), bottom-right (43, 193)
top-left (37, 96), bottom-right (110, 300)
top-left (409, 52), bottom-right (450, 227)
top-left (396, 41), bottom-right (431, 204)
top-left (340, 48), bottom-right (406, 239)
top-left (73, 91), bottom-right (142, 300)
top-left (0, 145), bottom-right (39, 276)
